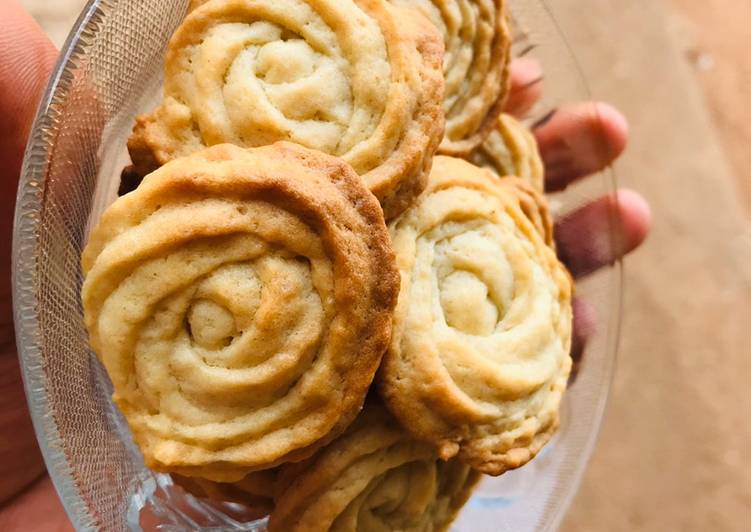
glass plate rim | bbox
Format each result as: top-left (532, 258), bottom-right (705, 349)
top-left (13, 0), bottom-right (109, 529)
top-left (11, 0), bottom-right (623, 529)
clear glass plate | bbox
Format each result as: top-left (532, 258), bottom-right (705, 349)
top-left (13, 0), bottom-right (621, 530)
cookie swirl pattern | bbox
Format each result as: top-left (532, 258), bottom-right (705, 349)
top-left (379, 156), bottom-right (572, 475)
top-left (469, 113), bottom-right (545, 193)
top-left (391, 0), bottom-right (511, 155)
top-left (81, 143), bottom-right (399, 481)
top-left (270, 403), bottom-right (480, 532)
top-left (128, 0), bottom-right (445, 219)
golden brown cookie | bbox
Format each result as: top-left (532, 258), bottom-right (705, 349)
top-left (391, 0), bottom-right (511, 155)
top-left (81, 143), bottom-right (399, 481)
top-left (469, 113), bottom-right (545, 193)
top-left (378, 156), bottom-right (572, 476)
top-left (187, 0), bottom-right (210, 9)
top-left (269, 402), bottom-right (480, 532)
top-left (128, 0), bottom-right (445, 219)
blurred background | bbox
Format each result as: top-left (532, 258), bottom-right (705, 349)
top-left (19, 0), bottom-right (751, 530)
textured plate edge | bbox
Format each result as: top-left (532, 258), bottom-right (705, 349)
top-left (10, 0), bottom-right (624, 530)
top-left (12, 0), bottom-right (111, 530)
top-left (536, 1), bottom-right (623, 529)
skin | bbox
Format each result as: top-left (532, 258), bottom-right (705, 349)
top-left (0, 1), bottom-right (649, 528)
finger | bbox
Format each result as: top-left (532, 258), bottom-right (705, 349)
top-left (0, 0), bottom-right (57, 506)
top-left (535, 102), bottom-right (629, 191)
top-left (0, 0), bottom-right (58, 274)
top-left (556, 189), bottom-right (651, 278)
top-left (505, 57), bottom-right (543, 117)
top-left (0, 4), bottom-right (57, 330)
top-left (569, 297), bottom-right (596, 384)
top-left (0, 476), bottom-right (72, 531)
top-left (0, 352), bottom-right (47, 504)
top-left (0, 0), bottom-right (58, 187)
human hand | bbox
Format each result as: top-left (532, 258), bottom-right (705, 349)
top-left (507, 57), bottom-right (651, 368)
top-left (0, 5), bottom-right (648, 529)
top-left (0, 1), bottom-right (70, 530)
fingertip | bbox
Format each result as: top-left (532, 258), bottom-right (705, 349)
top-left (510, 57), bottom-right (543, 84)
top-left (616, 189), bottom-right (651, 253)
top-left (591, 102), bottom-right (629, 162)
top-left (569, 297), bottom-right (597, 382)
top-left (0, 1), bottom-right (57, 278)
top-left (555, 190), bottom-right (650, 278)
top-left (537, 101), bottom-right (630, 190)
top-left (506, 57), bottom-right (543, 117)
top-left (0, 1), bottom-right (58, 146)
top-left (572, 297), bottom-right (597, 338)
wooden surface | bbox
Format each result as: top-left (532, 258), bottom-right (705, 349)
top-left (19, 0), bottom-right (751, 529)
top-left (667, 0), bottom-right (751, 213)
top-left (553, 1), bottom-right (751, 530)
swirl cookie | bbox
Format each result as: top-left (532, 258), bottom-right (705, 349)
top-left (127, 0), bottom-right (444, 219)
top-left (391, 0), bottom-right (511, 155)
top-left (270, 402), bottom-right (480, 532)
top-left (469, 113), bottom-right (545, 193)
top-left (379, 156), bottom-right (572, 475)
top-left (81, 143), bottom-right (399, 481)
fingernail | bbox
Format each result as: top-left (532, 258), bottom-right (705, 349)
top-left (516, 43), bottom-right (538, 58)
top-left (531, 108), bottom-right (558, 130)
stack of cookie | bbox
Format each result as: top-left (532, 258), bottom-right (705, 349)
top-left (81, 0), bottom-right (573, 530)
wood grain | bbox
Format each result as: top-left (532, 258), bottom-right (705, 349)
top-left (552, 1), bottom-right (751, 530)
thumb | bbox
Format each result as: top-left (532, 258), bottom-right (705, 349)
top-left (0, 0), bottom-right (58, 168)
top-left (0, 0), bottom-right (58, 266)
top-left (0, 0), bottom-right (58, 198)
top-left (0, 0), bottom-right (57, 505)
